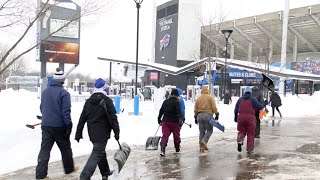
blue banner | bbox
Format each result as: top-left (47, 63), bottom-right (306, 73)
top-left (228, 68), bottom-right (262, 79)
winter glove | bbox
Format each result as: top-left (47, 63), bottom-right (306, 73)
top-left (65, 124), bottom-right (72, 136)
top-left (114, 133), bottom-right (120, 141)
top-left (215, 112), bottom-right (219, 120)
top-left (158, 118), bottom-right (162, 125)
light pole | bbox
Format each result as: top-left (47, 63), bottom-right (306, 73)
top-left (221, 29), bottom-right (233, 95)
top-left (134, 0), bottom-right (143, 95)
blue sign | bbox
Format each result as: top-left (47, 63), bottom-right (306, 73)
top-left (228, 68), bottom-right (262, 79)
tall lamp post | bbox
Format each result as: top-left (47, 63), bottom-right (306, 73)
top-left (134, 0), bottom-right (143, 95)
top-left (221, 29), bottom-right (233, 95)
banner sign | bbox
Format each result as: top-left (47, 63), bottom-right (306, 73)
top-left (228, 68), bottom-right (262, 79)
top-left (291, 60), bottom-right (320, 75)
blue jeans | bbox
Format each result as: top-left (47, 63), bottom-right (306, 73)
top-left (36, 127), bottom-right (74, 179)
top-left (80, 141), bottom-right (111, 179)
top-left (197, 113), bottom-right (213, 143)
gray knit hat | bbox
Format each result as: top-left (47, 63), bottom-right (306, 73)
top-left (53, 68), bottom-right (65, 83)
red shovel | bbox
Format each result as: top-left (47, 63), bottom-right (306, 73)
top-left (26, 123), bottom-right (41, 129)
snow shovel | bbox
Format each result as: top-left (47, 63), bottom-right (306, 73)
top-left (26, 123), bottom-right (41, 129)
top-left (184, 122), bottom-right (192, 128)
top-left (114, 140), bottom-right (131, 173)
top-left (145, 125), bottom-right (161, 150)
top-left (100, 99), bottom-right (131, 173)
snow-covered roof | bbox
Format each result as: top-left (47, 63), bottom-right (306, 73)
top-left (97, 57), bottom-right (320, 81)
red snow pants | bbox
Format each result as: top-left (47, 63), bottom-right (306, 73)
top-left (237, 99), bottom-right (256, 152)
top-left (161, 122), bottom-right (180, 144)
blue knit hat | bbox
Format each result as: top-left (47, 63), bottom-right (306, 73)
top-left (94, 78), bottom-right (107, 92)
top-left (244, 86), bottom-right (252, 94)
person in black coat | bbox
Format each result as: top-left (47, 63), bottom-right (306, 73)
top-left (222, 90), bottom-right (232, 104)
top-left (269, 91), bottom-right (282, 117)
top-left (251, 86), bottom-right (264, 138)
top-left (158, 88), bottom-right (182, 156)
top-left (75, 78), bottom-right (119, 180)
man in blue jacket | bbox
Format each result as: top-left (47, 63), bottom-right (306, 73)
top-left (36, 68), bottom-right (76, 179)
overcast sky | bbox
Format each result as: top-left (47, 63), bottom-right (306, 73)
top-left (24, 0), bottom-right (320, 79)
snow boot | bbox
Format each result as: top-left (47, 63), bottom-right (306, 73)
top-left (237, 141), bottom-right (243, 152)
top-left (200, 140), bottom-right (208, 150)
top-left (160, 142), bottom-right (167, 156)
top-left (174, 142), bottom-right (180, 153)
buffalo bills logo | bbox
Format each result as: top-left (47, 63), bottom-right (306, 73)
top-left (160, 34), bottom-right (170, 51)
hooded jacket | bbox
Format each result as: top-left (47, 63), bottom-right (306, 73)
top-left (75, 92), bottom-right (119, 142)
top-left (194, 86), bottom-right (218, 116)
top-left (40, 80), bottom-right (72, 128)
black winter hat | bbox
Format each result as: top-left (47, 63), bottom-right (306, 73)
top-left (171, 88), bottom-right (179, 97)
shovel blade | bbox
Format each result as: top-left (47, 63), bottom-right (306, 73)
top-left (26, 124), bottom-right (35, 129)
top-left (114, 142), bottom-right (131, 173)
top-left (145, 136), bottom-right (161, 150)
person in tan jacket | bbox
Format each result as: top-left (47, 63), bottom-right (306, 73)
top-left (194, 86), bottom-right (219, 151)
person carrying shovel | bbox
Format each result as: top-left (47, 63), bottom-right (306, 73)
top-left (75, 78), bottom-right (120, 180)
top-left (158, 88), bottom-right (183, 156)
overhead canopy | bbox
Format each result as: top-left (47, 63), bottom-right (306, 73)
top-left (97, 56), bottom-right (320, 81)
top-left (201, 4), bottom-right (320, 59)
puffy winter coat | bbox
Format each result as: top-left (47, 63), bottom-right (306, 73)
top-left (40, 80), bottom-right (72, 128)
top-left (75, 92), bottom-right (119, 142)
top-left (158, 96), bottom-right (182, 123)
top-left (194, 86), bottom-right (218, 116)
top-left (269, 92), bottom-right (282, 107)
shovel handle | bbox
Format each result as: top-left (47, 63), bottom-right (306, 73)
top-left (26, 123), bottom-right (41, 129)
top-left (154, 125), bottom-right (161, 137)
top-left (117, 140), bottom-right (122, 150)
top-left (184, 122), bottom-right (192, 128)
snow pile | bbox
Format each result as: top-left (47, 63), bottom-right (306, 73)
top-left (1, 89), bottom-right (320, 175)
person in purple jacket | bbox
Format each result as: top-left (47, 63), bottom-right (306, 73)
top-left (36, 68), bottom-right (77, 179)
top-left (234, 86), bottom-right (264, 154)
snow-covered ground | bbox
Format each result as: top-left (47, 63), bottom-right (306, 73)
top-left (0, 88), bottom-right (320, 175)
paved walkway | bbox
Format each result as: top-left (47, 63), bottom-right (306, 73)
top-left (1, 116), bottom-right (320, 179)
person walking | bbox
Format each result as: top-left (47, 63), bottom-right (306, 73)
top-left (269, 91), bottom-right (282, 118)
top-left (158, 88), bottom-right (182, 156)
top-left (251, 86), bottom-right (264, 138)
top-left (36, 68), bottom-right (76, 179)
top-left (234, 86), bottom-right (264, 154)
top-left (176, 88), bottom-right (186, 129)
top-left (75, 78), bottom-right (119, 180)
top-left (194, 86), bottom-right (219, 152)
top-left (222, 90), bottom-right (232, 104)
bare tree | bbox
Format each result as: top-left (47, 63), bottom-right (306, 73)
top-left (0, 44), bottom-right (27, 84)
top-left (0, 0), bottom-right (112, 76)
top-left (196, 4), bottom-right (227, 96)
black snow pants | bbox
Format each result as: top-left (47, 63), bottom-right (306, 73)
top-left (36, 127), bottom-right (74, 179)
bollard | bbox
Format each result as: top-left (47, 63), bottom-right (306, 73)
top-left (134, 95), bottom-right (139, 115)
top-left (115, 95), bottom-right (121, 114)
